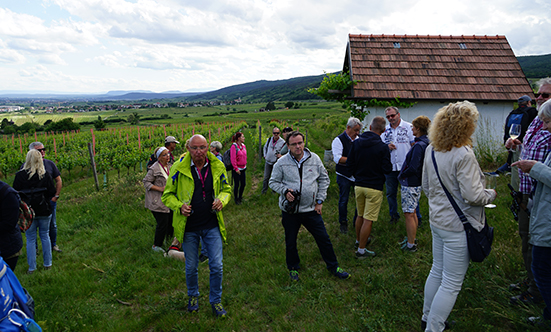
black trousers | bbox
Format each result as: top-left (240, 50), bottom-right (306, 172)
top-left (151, 211), bottom-right (174, 247)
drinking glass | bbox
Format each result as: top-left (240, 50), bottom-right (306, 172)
top-left (508, 124), bottom-right (521, 152)
top-left (484, 173), bottom-right (497, 208)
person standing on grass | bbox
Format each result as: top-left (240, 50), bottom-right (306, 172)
top-left (262, 127), bottom-right (286, 194)
top-left (165, 136), bottom-right (180, 165)
top-left (162, 134), bottom-right (231, 318)
top-left (0, 180), bottom-right (23, 271)
top-left (269, 131), bottom-right (351, 282)
top-left (28, 142), bottom-right (63, 253)
top-left (421, 101), bottom-right (496, 332)
top-left (512, 99), bottom-right (551, 329)
top-left (331, 117), bottom-right (362, 234)
top-left (505, 77), bottom-right (551, 306)
top-left (230, 132), bottom-right (247, 204)
top-left (14, 150), bottom-right (57, 274)
top-left (398, 116), bottom-right (431, 252)
top-left (276, 127), bottom-right (293, 157)
top-left (380, 107), bottom-right (416, 225)
top-left (346, 117), bottom-right (391, 258)
top-left (210, 141), bottom-right (223, 162)
top-left (143, 147), bottom-right (174, 253)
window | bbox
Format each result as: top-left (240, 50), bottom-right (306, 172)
top-left (393, 42), bottom-right (401, 48)
top-left (459, 43), bottom-right (467, 49)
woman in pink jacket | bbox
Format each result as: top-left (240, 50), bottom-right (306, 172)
top-left (230, 132), bottom-right (247, 204)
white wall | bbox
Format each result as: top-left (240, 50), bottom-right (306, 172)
top-left (360, 101), bottom-right (514, 146)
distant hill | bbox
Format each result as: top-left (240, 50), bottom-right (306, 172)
top-left (517, 54), bottom-right (551, 78)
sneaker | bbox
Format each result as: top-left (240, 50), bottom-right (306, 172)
top-left (152, 245), bottom-right (165, 253)
top-left (399, 237), bottom-right (418, 246)
top-left (354, 237), bottom-right (372, 249)
top-left (508, 279), bottom-right (529, 292)
top-left (187, 296), bottom-right (199, 313)
top-left (510, 290), bottom-right (543, 305)
top-left (333, 267), bottom-right (351, 279)
top-left (355, 249), bottom-right (376, 259)
top-left (340, 224), bottom-right (348, 234)
top-left (199, 254), bottom-right (209, 263)
top-left (402, 243), bottom-right (418, 252)
top-left (527, 316), bottom-right (551, 328)
top-left (421, 320), bottom-right (455, 330)
top-left (52, 245), bottom-right (62, 252)
top-left (211, 303), bottom-right (227, 318)
top-left (289, 270), bottom-right (300, 282)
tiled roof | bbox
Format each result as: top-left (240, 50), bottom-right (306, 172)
top-left (343, 34), bottom-right (534, 101)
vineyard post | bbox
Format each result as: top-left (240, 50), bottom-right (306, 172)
top-left (305, 129), bottom-right (308, 148)
top-left (258, 124), bottom-right (262, 161)
top-left (87, 143), bottom-right (100, 191)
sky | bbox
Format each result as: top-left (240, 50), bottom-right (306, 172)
top-left (1, 0), bottom-right (550, 94)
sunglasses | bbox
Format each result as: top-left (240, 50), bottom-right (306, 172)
top-left (386, 114), bottom-right (397, 119)
top-left (535, 93), bottom-right (550, 99)
top-left (273, 132), bottom-right (280, 135)
top-left (37, 148), bottom-right (46, 152)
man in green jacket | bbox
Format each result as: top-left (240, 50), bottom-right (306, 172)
top-left (162, 134), bottom-right (231, 318)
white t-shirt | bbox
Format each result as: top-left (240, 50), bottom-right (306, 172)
top-left (380, 119), bottom-right (414, 171)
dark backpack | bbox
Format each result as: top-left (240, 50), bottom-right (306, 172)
top-left (18, 188), bottom-right (50, 217)
top-left (222, 148), bottom-right (233, 171)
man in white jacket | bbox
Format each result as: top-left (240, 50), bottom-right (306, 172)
top-left (262, 127), bottom-right (286, 194)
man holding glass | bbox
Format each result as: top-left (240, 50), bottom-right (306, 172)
top-left (162, 134), bottom-right (232, 318)
top-left (506, 78), bottom-right (551, 305)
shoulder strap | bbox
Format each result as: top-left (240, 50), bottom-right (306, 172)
top-left (431, 150), bottom-right (468, 223)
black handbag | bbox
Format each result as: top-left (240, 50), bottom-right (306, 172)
top-left (431, 150), bottom-right (494, 262)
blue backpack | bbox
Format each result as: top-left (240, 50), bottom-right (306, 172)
top-left (0, 258), bottom-right (41, 332)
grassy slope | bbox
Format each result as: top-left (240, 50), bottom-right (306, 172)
top-left (8, 110), bottom-right (540, 332)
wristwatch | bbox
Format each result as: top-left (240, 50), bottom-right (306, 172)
top-left (316, 199), bottom-right (323, 205)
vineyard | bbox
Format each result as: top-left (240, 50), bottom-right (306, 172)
top-left (0, 121), bottom-right (252, 179)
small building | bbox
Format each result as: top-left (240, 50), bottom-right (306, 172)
top-left (342, 34), bottom-right (534, 144)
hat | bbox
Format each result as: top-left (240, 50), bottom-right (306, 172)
top-left (165, 136), bottom-right (180, 144)
top-left (518, 95), bottom-right (531, 104)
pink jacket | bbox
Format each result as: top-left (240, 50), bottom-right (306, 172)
top-left (230, 143), bottom-right (247, 171)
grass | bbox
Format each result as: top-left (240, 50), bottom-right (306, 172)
top-left (6, 115), bottom-right (542, 332)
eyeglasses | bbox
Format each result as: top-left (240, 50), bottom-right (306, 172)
top-left (289, 141), bottom-right (304, 147)
top-left (535, 93), bottom-right (550, 99)
top-left (386, 114), bottom-right (397, 119)
top-left (36, 148), bottom-right (46, 152)
top-left (273, 132), bottom-right (280, 135)
top-left (189, 146), bottom-right (207, 151)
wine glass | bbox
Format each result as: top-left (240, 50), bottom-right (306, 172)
top-left (484, 173), bottom-right (497, 208)
top-left (508, 124), bottom-right (521, 152)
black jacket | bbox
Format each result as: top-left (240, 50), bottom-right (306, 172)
top-left (0, 181), bottom-right (23, 259)
top-left (13, 171), bottom-right (56, 217)
top-left (346, 131), bottom-right (392, 190)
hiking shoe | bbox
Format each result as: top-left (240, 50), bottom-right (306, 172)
top-left (527, 316), bottom-right (551, 328)
top-left (152, 245), bottom-right (165, 253)
top-left (211, 303), bottom-right (227, 318)
top-left (399, 237), bottom-right (418, 246)
top-left (187, 296), bottom-right (199, 313)
top-left (354, 237), bottom-right (372, 249)
top-left (289, 270), bottom-right (300, 282)
top-left (355, 250), bottom-right (376, 259)
top-left (402, 243), bottom-right (418, 252)
top-left (199, 254), bottom-right (209, 263)
top-left (333, 267), bottom-right (351, 279)
top-left (510, 291), bottom-right (543, 305)
top-left (340, 224), bottom-right (348, 234)
top-left (52, 245), bottom-right (62, 252)
top-left (509, 279), bottom-right (529, 292)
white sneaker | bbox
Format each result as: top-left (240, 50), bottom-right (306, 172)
top-left (152, 245), bottom-right (165, 253)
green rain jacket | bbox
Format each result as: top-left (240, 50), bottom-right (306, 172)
top-left (162, 151), bottom-right (231, 243)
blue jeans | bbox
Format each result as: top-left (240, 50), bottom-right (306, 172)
top-left (182, 227), bottom-right (223, 304)
top-left (337, 175), bottom-right (357, 226)
top-left (49, 200), bottom-right (57, 247)
top-left (386, 172), bottom-right (421, 220)
top-left (281, 211), bottom-right (339, 273)
top-left (26, 215), bottom-right (52, 271)
top-left (532, 246), bottom-right (551, 322)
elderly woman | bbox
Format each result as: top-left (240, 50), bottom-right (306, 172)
top-left (210, 141), bottom-right (223, 162)
top-left (421, 101), bottom-right (496, 331)
top-left (398, 115), bottom-right (431, 252)
top-left (143, 147), bottom-right (173, 252)
top-left (512, 99), bottom-right (551, 328)
top-left (13, 149), bottom-right (56, 274)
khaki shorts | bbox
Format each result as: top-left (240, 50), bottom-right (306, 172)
top-left (355, 186), bottom-right (383, 221)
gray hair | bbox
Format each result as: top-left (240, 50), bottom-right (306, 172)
top-left (210, 141), bottom-right (222, 152)
top-left (539, 99), bottom-right (551, 120)
top-left (29, 141), bottom-right (43, 150)
top-left (346, 117), bottom-right (362, 129)
top-left (385, 106), bottom-right (399, 113)
top-left (537, 77), bottom-right (551, 88)
top-left (370, 116), bottom-right (386, 134)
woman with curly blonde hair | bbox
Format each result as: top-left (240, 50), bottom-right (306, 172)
top-left (13, 149), bottom-right (56, 274)
top-left (421, 101), bottom-right (496, 331)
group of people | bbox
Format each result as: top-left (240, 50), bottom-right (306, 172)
top-left (0, 141), bottom-right (63, 274)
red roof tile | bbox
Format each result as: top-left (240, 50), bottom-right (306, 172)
top-left (343, 34), bottom-right (534, 101)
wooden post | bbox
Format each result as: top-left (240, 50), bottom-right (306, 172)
top-left (258, 125), bottom-right (262, 161)
top-left (88, 143), bottom-right (100, 191)
top-left (305, 129), bottom-right (308, 148)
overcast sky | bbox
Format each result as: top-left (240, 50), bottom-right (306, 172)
top-left (1, 0), bottom-right (550, 94)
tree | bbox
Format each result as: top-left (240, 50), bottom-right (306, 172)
top-left (127, 112), bottom-right (140, 125)
top-left (266, 101), bottom-right (276, 111)
top-left (285, 101), bottom-right (294, 108)
top-left (94, 115), bottom-right (106, 130)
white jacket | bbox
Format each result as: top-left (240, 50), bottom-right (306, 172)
top-left (422, 145), bottom-right (496, 232)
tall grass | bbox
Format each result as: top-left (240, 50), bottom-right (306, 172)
top-left (473, 116), bottom-right (508, 171)
top-left (11, 121), bottom-right (540, 332)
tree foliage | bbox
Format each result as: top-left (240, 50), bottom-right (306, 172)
top-left (265, 101), bottom-right (276, 110)
top-left (127, 112), bottom-right (140, 125)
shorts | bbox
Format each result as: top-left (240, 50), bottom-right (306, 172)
top-left (355, 186), bottom-right (383, 221)
top-left (401, 186), bottom-right (421, 213)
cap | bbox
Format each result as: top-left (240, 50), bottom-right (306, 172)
top-left (518, 95), bottom-right (531, 104)
top-left (165, 136), bottom-right (180, 144)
